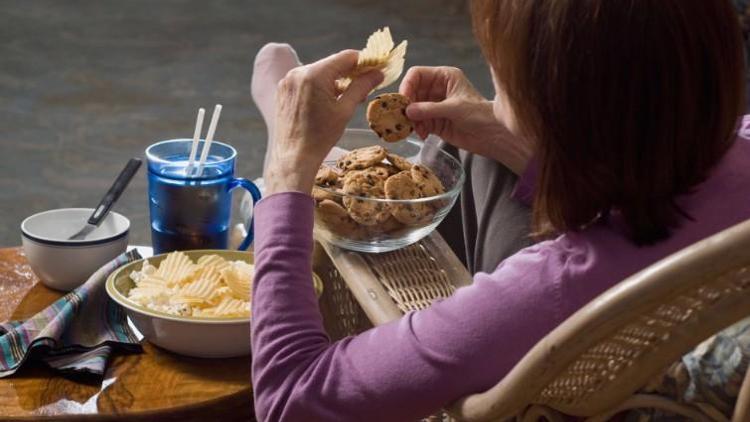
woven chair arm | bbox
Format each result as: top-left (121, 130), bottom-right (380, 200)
top-left (318, 231), bottom-right (472, 326)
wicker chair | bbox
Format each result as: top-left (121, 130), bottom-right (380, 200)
top-left (318, 219), bottom-right (750, 421)
top-left (444, 218), bottom-right (750, 421)
top-left (734, 365), bottom-right (750, 421)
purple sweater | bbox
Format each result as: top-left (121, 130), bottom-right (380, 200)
top-left (252, 117), bottom-right (750, 421)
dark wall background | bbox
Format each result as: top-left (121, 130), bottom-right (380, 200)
top-left (0, 0), bottom-right (492, 247)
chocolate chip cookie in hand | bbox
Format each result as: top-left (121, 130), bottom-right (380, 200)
top-left (366, 93), bottom-right (414, 143)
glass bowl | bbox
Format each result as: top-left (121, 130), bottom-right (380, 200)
top-left (313, 129), bottom-right (464, 253)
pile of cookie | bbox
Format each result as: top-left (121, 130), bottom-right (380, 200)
top-left (313, 145), bottom-right (446, 240)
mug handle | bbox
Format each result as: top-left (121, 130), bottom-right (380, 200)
top-left (228, 178), bottom-right (262, 251)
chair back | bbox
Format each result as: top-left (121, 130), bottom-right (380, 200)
top-left (448, 218), bottom-right (750, 420)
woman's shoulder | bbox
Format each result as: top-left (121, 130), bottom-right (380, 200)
top-left (486, 226), bottom-right (650, 321)
top-left (474, 237), bottom-right (598, 322)
top-left (490, 231), bottom-right (613, 282)
top-left (486, 237), bottom-right (584, 283)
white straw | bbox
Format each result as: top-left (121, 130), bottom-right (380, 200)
top-left (194, 104), bottom-right (222, 177)
top-left (185, 107), bottom-right (205, 176)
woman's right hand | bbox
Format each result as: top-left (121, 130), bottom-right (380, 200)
top-left (399, 66), bottom-right (532, 175)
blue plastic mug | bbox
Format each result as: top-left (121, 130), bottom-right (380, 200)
top-left (145, 139), bottom-right (261, 254)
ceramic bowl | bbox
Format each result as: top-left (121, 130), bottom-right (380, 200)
top-left (106, 249), bottom-right (323, 358)
top-left (21, 208), bottom-right (130, 291)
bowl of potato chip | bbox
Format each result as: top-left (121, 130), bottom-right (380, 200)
top-left (106, 249), bottom-right (322, 358)
top-left (313, 129), bottom-right (464, 253)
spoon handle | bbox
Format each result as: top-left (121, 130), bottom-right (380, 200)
top-left (87, 158), bottom-right (142, 226)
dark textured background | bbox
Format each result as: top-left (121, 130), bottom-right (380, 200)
top-left (0, 0), bottom-right (491, 247)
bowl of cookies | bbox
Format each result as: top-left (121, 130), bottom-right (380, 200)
top-left (313, 127), bottom-right (464, 253)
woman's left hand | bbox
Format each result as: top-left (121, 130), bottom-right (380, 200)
top-left (264, 50), bottom-right (384, 196)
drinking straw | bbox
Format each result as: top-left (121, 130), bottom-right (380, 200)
top-left (185, 107), bottom-right (206, 176)
top-left (194, 104), bottom-right (222, 177)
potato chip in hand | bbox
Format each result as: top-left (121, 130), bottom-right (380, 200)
top-left (336, 27), bottom-right (408, 93)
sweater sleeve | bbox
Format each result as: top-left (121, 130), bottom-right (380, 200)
top-left (251, 192), bottom-right (564, 422)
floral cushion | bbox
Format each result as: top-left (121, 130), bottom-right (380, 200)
top-left (625, 317), bottom-right (750, 421)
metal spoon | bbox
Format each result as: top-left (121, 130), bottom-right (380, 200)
top-left (68, 158), bottom-right (142, 241)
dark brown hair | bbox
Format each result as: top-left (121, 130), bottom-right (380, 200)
top-left (471, 0), bottom-right (746, 244)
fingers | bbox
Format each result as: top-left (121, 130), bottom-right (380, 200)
top-left (310, 49), bottom-right (360, 78)
top-left (413, 119), bottom-right (444, 140)
top-left (399, 67), bottom-right (424, 100)
top-left (400, 66), bottom-right (439, 101)
top-left (406, 100), bottom-right (456, 122)
top-left (400, 66), bottom-right (453, 102)
top-left (414, 122), bottom-right (430, 140)
top-left (339, 70), bottom-right (384, 109)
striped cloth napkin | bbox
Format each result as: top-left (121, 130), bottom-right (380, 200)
top-left (0, 249), bottom-right (144, 378)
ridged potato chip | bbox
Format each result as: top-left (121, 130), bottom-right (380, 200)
top-left (360, 27), bottom-right (395, 67)
top-left (378, 40), bottom-right (407, 90)
top-left (174, 267), bottom-right (222, 302)
top-left (197, 254), bottom-right (230, 274)
top-left (154, 251), bottom-right (196, 286)
top-left (214, 297), bottom-right (250, 317)
top-left (140, 260), bottom-right (158, 276)
top-left (137, 275), bottom-right (169, 288)
top-left (170, 296), bottom-right (207, 306)
top-left (195, 297), bottom-right (250, 318)
top-left (336, 27), bottom-right (408, 92)
top-left (222, 261), bottom-right (253, 300)
top-left (128, 285), bottom-right (170, 306)
top-left (208, 286), bottom-right (233, 305)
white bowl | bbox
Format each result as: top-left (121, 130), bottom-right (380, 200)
top-left (106, 249), bottom-right (324, 358)
top-left (21, 208), bottom-right (130, 291)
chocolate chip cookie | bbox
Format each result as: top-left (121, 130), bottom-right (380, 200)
top-left (315, 165), bottom-right (340, 186)
top-left (384, 170), bottom-right (434, 225)
top-left (336, 145), bottom-right (387, 171)
top-left (312, 168), bottom-right (343, 204)
top-left (342, 173), bottom-right (391, 226)
top-left (411, 164), bottom-right (445, 196)
top-left (366, 215), bottom-right (407, 237)
top-left (343, 167), bottom-right (391, 186)
top-left (315, 199), bottom-right (364, 238)
top-left (366, 93), bottom-right (413, 143)
top-left (312, 185), bottom-right (343, 204)
top-left (385, 152), bottom-right (413, 172)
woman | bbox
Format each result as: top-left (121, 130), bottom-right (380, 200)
top-left (251, 1), bottom-right (748, 420)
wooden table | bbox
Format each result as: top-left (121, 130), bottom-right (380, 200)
top-left (0, 247), bottom-right (255, 421)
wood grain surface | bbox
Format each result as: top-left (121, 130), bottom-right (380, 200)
top-left (0, 247), bottom-right (255, 421)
